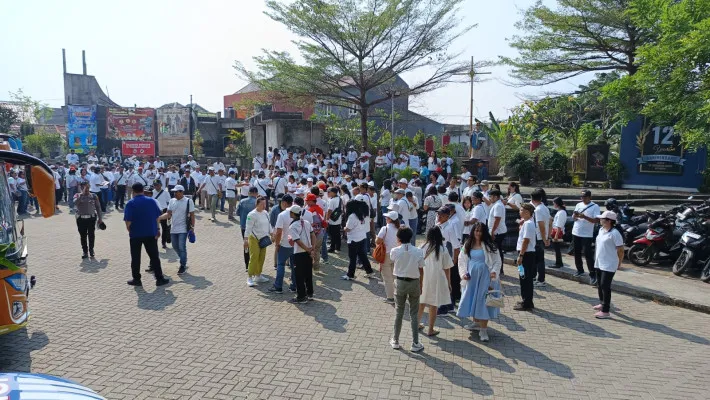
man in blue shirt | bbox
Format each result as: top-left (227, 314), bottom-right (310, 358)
top-left (124, 183), bottom-right (170, 287)
top-left (237, 186), bottom-right (258, 271)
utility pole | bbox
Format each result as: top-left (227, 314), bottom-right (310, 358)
top-left (189, 94), bottom-right (194, 157)
top-left (470, 56), bottom-right (474, 133)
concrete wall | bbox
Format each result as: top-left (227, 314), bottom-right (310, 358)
top-left (246, 120), bottom-right (327, 158)
top-left (64, 73), bottom-right (120, 107)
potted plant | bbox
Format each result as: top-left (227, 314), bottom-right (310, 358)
top-left (507, 149), bottom-right (535, 185)
top-left (605, 154), bottom-right (624, 189)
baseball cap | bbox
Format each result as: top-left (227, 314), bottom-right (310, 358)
top-left (305, 193), bottom-right (318, 201)
top-left (597, 210), bottom-right (617, 220)
top-left (384, 211), bottom-right (399, 220)
top-left (399, 178), bottom-right (408, 184)
top-left (480, 180), bottom-right (489, 185)
top-left (581, 190), bottom-right (592, 197)
top-left (395, 188), bottom-right (406, 194)
top-left (289, 205), bottom-right (303, 214)
top-left (367, 181), bottom-right (375, 187)
top-left (171, 185), bottom-right (185, 192)
top-left (307, 177), bottom-right (314, 182)
top-left (208, 167), bottom-right (215, 171)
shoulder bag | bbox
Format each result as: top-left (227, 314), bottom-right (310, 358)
top-left (373, 226), bottom-right (387, 263)
top-left (254, 212), bottom-right (272, 248)
top-left (485, 290), bottom-right (505, 308)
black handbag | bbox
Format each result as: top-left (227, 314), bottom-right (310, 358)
top-left (256, 235), bottom-right (272, 248)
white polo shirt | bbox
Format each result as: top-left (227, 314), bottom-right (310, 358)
top-left (390, 244), bottom-right (425, 278)
top-left (345, 214), bottom-right (368, 243)
top-left (488, 200), bottom-right (507, 236)
top-left (288, 219), bottom-right (313, 254)
top-left (594, 227), bottom-right (624, 272)
top-left (517, 219), bottom-right (536, 253)
top-left (572, 201), bottom-right (600, 238)
top-left (533, 202), bottom-right (551, 241)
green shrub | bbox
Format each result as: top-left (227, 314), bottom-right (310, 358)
top-left (507, 149), bottom-right (535, 180)
top-left (605, 154), bottom-right (624, 183)
top-left (540, 150), bottom-right (569, 182)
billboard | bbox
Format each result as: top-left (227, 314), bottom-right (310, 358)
top-left (107, 108), bottom-right (155, 141)
top-left (157, 107), bottom-right (190, 156)
top-left (66, 105), bottom-right (97, 154)
top-left (636, 125), bottom-right (685, 175)
top-left (122, 141), bottom-right (155, 157)
top-left (586, 144), bottom-right (609, 181)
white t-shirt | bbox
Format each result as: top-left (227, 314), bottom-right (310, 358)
top-left (327, 196), bottom-right (343, 225)
top-left (409, 155), bottom-right (420, 169)
top-left (397, 198), bottom-right (411, 223)
top-left (288, 219), bottom-right (313, 254)
top-left (205, 175), bottom-right (222, 195)
top-left (168, 197), bottom-right (195, 234)
top-left (390, 244), bottom-right (425, 279)
top-left (276, 210), bottom-right (294, 247)
top-left (345, 214), bottom-right (368, 243)
top-left (553, 209), bottom-right (567, 231)
top-left (375, 155), bottom-right (387, 168)
top-left (594, 227), bottom-right (624, 272)
top-left (272, 176), bottom-right (287, 196)
top-left (377, 223), bottom-right (399, 253)
top-left (488, 200), bottom-right (507, 236)
top-left (347, 151), bottom-right (358, 162)
top-left (517, 219), bottom-right (536, 253)
top-left (152, 188), bottom-right (171, 210)
top-left (572, 202), bottom-right (600, 238)
top-left (225, 177), bottom-right (237, 198)
top-left (254, 178), bottom-right (271, 197)
top-left (533, 202), bottom-right (551, 241)
top-left (472, 204), bottom-right (487, 224)
top-left (166, 171), bottom-right (179, 186)
top-left (462, 209), bottom-right (474, 235)
top-left (506, 193), bottom-right (523, 209)
top-left (438, 220), bottom-right (461, 250)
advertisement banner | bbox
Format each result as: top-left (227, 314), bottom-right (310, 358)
top-left (157, 108), bottom-right (190, 156)
top-left (636, 125), bottom-right (685, 175)
top-left (586, 144), bottom-right (609, 181)
top-left (66, 105), bottom-right (97, 154)
top-left (107, 108), bottom-right (155, 141)
top-left (122, 141), bottom-right (155, 157)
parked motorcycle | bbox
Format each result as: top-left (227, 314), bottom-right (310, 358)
top-left (627, 216), bottom-right (684, 266)
top-left (671, 217), bottom-right (710, 278)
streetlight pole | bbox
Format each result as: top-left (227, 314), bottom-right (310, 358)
top-left (469, 56), bottom-right (474, 133)
top-left (391, 91), bottom-right (395, 156)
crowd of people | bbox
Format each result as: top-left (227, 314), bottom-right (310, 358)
top-left (6, 145), bottom-right (625, 353)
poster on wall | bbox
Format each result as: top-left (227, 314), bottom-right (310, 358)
top-left (157, 108), bottom-right (190, 156)
top-left (636, 125), bottom-right (685, 175)
top-left (107, 108), bottom-right (155, 141)
top-left (121, 141), bottom-right (155, 157)
top-left (586, 144), bottom-right (609, 181)
top-left (66, 105), bottom-right (97, 154)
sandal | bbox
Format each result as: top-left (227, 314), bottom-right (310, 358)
top-left (425, 330), bottom-right (440, 337)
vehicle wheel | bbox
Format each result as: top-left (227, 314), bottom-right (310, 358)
top-left (627, 244), bottom-right (652, 266)
top-left (672, 249), bottom-right (693, 276)
top-left (701, 259), bottom-right (710, 283)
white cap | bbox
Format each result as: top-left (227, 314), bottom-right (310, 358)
top-left (289, 205), bottom-right (303, 214)
top-left (208, 167), bottom-right (215, 171)
top-left (171, 185), bottom-right (185, 192)
top-left (384, 211), bottom-right (399, 220)
top-left (399, 178), bottom-right (408, 184)
top-left (368, 181), bottom-right (375, 187)
top-left (307, 177), bottom-right (313, 182)
top-left (597, 210), bottom-right (618, 220)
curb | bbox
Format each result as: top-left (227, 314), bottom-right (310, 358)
top-left (502, 256), bottom-right (710, 315)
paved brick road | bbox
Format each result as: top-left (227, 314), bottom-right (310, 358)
top-left (1, 206), bottom-right (709, 399)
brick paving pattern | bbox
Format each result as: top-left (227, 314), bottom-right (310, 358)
top-left (1, 206), bottom-right (709, 399)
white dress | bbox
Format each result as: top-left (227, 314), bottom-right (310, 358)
top-left (419, 244), bottom-right (454, 307)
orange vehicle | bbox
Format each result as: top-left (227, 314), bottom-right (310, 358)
top-left (0, 134), bottom-right (55, 335)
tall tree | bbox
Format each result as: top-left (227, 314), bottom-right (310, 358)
top-left (501, 0), bottom-right (646, 86)
top-left (235, 0), bottom-right (479, 149)
top-left (0, 104), bottom-right (19, 133)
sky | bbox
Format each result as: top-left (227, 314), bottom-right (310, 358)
top-left (0, 0), bottom-right (584, 125)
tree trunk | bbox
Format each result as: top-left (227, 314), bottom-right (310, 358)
top-left (360, 105), bottom-right (369, 151)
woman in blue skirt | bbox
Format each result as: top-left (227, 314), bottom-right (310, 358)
top-left (456, 222), bottom-right (502, 342)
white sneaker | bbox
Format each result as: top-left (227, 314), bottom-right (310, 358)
top-left (464, 322), bottom-right (482, 331)
top-left (389, 338), bottom-right (401, 349)
top-left (534, 281), bottom-right (547, 287)
top-left (479, 329), bottom-right (489, 342)
top-left (256, 275), bottom-right (270, 283)
top-left (410, 342), bottom-right (424, 352)
top-left (364, 273), bottom-right (376, 279)
top-left (247, 277), bottom-right (256, 287)
top-left (341, 275), bottom-right (353, 281)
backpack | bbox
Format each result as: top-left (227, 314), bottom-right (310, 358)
top-left (311, 210), bottom-right (325, 236)
top-left (329, 197), bottom-right (342, 222)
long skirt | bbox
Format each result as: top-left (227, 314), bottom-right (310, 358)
top-left (457, 260), bottom-right (500, 320)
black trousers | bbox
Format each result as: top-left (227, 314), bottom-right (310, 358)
top-left (347, 239), bottom-right (372, 277)
top-left (534, 240), bottom-right (546, 283)
top-left (520, 252), bottom-right (536, 308)
top-left (450, 251), bottom-right (461, 303)
top-left (241, 228), bottom-right (250, 271)
top-left (596, 270), bottom-right (615, 312)
top-left (573, 235), bottom-right (595, 276)
top-left (92, 191), bottom-right (106, 212)
top-left (293, 252), bottom-right (314, 300)
top-left (76, 217), bottom-right (96, 254)
top-left (55, 188), bottom-right (62, 205)
top-left (494, 234), bottom-right (505, 275)
top-left (553, 241), bottom-right (563, 266)
top-left (130, 236), bottom-right (164, 281)
top-left (160, 210), bottom-right (171, 246)
top-left (168, 185), bottom-right (175, 198)
top-left (328, 223), bottom-right (341, 251)
top-left (115, 185), bottom-right (126, 208)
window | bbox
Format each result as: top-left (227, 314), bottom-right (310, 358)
top-left (348, 105), bottom-right (360, 116)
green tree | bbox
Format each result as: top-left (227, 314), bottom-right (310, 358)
top-left (192, 129), bottom-right (205, 158)
top-left (9, 89), bottom-right (54, 124)
top-left (623, 0), bottom-right (710, 150)
top-left (0, 104), bottom-right (19, 133)
top-left (501, 0), bottom-right (647, 86)
top-left (236, 0), bottom-right (480, 149)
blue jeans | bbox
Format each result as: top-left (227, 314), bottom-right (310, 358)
top-left (409, 218), bottom-right (418, 245)
top-left (365, 232), bottom-right (371, 254)
top-left (220, 191), bottom-right (226, 211)
top-left (17, 190), bottom-right (28, 214)
top-left (274, 246), bottom-right (295, 291)
top-left (67, 187), bottom-right (78, 209)
top-left (171, 233), bottom-right (188, 267)
top-left (321, 229), bottom-right (329, 262)
top-left (380, 206), bottom-right (388, 228)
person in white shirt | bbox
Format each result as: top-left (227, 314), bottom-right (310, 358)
top-left (388, 226), bottom-right (425, 352)
top-left (325, 187), bottom-right (343, 252)
top-left (487, 189), bottom-right (507, 275)
top-left (550, 197), bottom-right (567, 268)
top-left (285, 205), bottom-right (315, 302)
top-left (166, 166), bottom-right (180, 194)
top-left (113, 166), bottom-right (130, 210)
top-left (531, 189), bottom-right (551, 287)
top-left (376, 211), bottom-right (401, 303)
top-left (153, 157), bottom-right (165, 170)
top-left (572, 190), bottom-right (600, 284)
top-left (272, 170), bottom-right (288, 198)
top-left (404, 192), bottom-right (419, 244)
top-left (359, 151), bottom-right (371, 173)
top-left (504, 182), bottom-right (524, 210)
top-left (213, 158), bottom-right (226, 173)
top-left (346, 146), bottom-right (358, 173)
top-left (186, 155), bottom-right (198, 169)
top-left (253, 153), bottom-right (265, 170)
top-left (266, 147), bottom-right (274, 167)
top-left (459, 167), bottom-right (472, 193)
top-left (393, 189), bottom-right (410, 228)
top-left (342, 200), bottom-right (375, 280)
top-left (245, 197), bottom-right (273, 287)
top-left (152, 180), bottom-right (172, 248)
top-left (160, 184), bottom-right (195, 274)
top-left (593, 210), bottom-right (624, 319)
top-left (408, 152), bottom-right (421, 169)
top-left (515, 203), bottom-right (537, 311)
top-left (204, 168), bottom-right (223, 221)
top-left (87, 151), bottom-right (98, 164)
top-left (462, 176), bottom-right (478, 199)
top-left (471, 192), bottom-right (487, 226)
top-left (66, 149), bottom-right (80, 166)
top-left (215, 169), bottom-right (228, 212)
top-left (375, 149), bottom-right (387, 170)
top-left (225, 171), bottom-right (239, 220)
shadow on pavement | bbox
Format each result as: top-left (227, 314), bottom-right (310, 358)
top-left (495, 314), bottom-right (527, 332)
top-left (534, 309), bottom-right (622, 339)
top-left (487, 332), bottom-right (576, 379)
top-left (0, 329), bottom-right (49, 372)
top-left (403, 350), bottom-right (494, 395)
top-left (433, 336), bottom-right (516, 373)
top-left (177, 272), bottom-right (213, 290)
top-left (297, 300), bottom-right (347, 333)
top-left (612, 311), bottom-right (710, 345)
top-left (134, 286), bottom-right (176, 311)
top-left (79, 258), bottom-right (109, 274)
